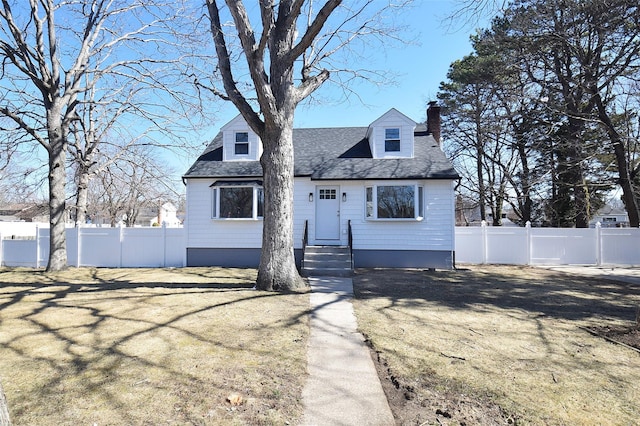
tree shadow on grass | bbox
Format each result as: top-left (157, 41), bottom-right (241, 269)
top-left (352, 266), bottom-right (640, 425)
top-left (0, 267), bottom-right (310, 424)
top-left (353, 266), bottom-right (640, 324)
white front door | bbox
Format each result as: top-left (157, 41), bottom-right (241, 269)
top-left (315, 186), bottom-right (340, 241)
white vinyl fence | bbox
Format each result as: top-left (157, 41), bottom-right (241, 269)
top-left (455, 222), bottom-right (640, 266)
top-left (2, 221), bottom-right (638, 268)
top-left (1, 225), bottom-right (185, 268)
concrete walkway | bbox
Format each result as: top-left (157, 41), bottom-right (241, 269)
top-left (302, 277), bottom-right (395, 426)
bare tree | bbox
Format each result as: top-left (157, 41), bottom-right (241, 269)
top-left (0, 124), bottom-right (47, 205)
top-left (67, 82), bottom-right (191, 226)
top-left (444, 0), bottom-right (507, 31)
top-left (203, 0), bottom-right (411, 291)
top-left (87, 145), bottom-right (180, 227)
top-left (0, 0), bottom-right (188, 270)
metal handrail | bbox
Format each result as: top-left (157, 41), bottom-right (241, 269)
top-left (302, 220), bottom-right (308, 270)
top-left (347, 219), bottom-right (354, 270)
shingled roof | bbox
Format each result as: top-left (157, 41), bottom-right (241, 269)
top-left (183, 123), bottom-right (459, 180)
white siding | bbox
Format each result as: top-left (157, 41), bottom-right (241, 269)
top-left (295, 178), bottom-right (455, 250)
top-left (186, 177), bottom-right (455, 252)
top-left (344, 180), bottom-right (454, 251)
top-left (293, 178), bottom-right (316, 248)
top-left (186, 179), bottom-right (263, 248)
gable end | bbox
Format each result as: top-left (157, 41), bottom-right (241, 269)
top-left (366, 108), bottom-right (416, 159)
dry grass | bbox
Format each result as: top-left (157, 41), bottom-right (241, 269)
top-left (0, 267), bottom-right (309, 426)
top-left (352, 265), bottom-right (640, 425)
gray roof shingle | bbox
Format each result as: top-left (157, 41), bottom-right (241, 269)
top-left (184, 123), bottom-right (459, 180)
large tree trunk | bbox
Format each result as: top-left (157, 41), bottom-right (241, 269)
top-left (256, 119), bottom-right (306, 292)
top-left (564, 117), bottom-right (591, 228)
top-left (0, 380), bottom-right (11, 426)
top-left (515, 129), bottom-right (533, 223)
top-left (46, 109), bottom-right (68, 271)
top-left (474, 110), bottom-right (487, 222)
top-left (611, 138), bottom-right (640, 227)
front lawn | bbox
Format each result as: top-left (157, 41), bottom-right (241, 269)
top-left (353, 265), bottom-right (640, 425)
top-left (0, 267), bottom-right (309, 425)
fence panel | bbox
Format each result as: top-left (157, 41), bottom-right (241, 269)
top-left (485, 227), bottom-right (529, 265)
top-left (600, 228), bottom-right (640, 266)
top-left (530, 228), bottom-right (598, 265)
top-left (165, 228), bottom-right (186, 267)
top-left (121, 228), bottom-right (164, 267)
top-left (1, 240), bottom-right (37, 267)
top-left (77, 228), bottom-right (122, 267)
top-left (454, 227), bottom-right (485, 264)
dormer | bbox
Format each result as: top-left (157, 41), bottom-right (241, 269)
top-left (220, 115), bottom-right (263, 161)
top-left (366, 108), bottom-right (416, 159)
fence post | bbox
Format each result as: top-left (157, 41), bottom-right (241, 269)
top-left (481, 220), bottom-right (488, 264)
top-left (35, 225), bottom-right (40, 268)
top-left (182, 219), bottom-right (188, 267)
top-left (525, 221), bottom-right (532, 265)
top-left (595, 221), bottom-right (602, 266)
top-left (0, 230), bottom-right (3, 267)
top-left (162, 222), bottom-right (167, 268)
top-left (119, 224), bottom-right (124, 268)
top-left (76, 226), bottom-right (81, 267)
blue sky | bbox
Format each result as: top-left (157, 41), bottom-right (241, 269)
top-left (171, 1), bottom-right (493, 176)
top-left (174, 1), bottom-right (491, 173)
top-left (203, 1), bottom-right (488, 132)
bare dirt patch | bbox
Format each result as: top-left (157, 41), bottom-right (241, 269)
top-left (0, 267), bottom-right (309, 425)
top-left (352, 265), bottom-right (640, 425)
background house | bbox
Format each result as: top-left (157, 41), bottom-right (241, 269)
top-left (183, 105), bottom-right (459, 269)
top-left (0, 203), bottom-right (49, 223)
top-left (590, 205), bottom-right (630, 228)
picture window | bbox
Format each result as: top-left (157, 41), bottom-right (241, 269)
top-left (365, 184), bottom-right (424, 220)
top-left (212, 185), bottom-right (263, 219)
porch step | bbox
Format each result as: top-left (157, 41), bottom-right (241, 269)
top-left (302, 245), bottom-right (353, 277)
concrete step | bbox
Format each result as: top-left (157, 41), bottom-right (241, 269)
top-left (303, 252), bottom-right (351, 261)
top-left (304, 245), bottom-right (350, 254)
top-left (302, 246), bottom-right (353, 277)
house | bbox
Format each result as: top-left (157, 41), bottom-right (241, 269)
top-left (183, 105), bottom-right (460, 269)
top-left (148, 202), bottom-right (182, 227)
top-left (0, 203), bottom-right (49, 223)
top-left (590, 205), bottom-right (630, 228)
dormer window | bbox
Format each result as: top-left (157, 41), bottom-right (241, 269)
top-left (221, 115), bottom-right (262, 161)
top-left (366, 110), bottom-right (415, 158)
top-left (235, 132), bottom-right (249, 155)
top-left (385, 128), bottom-right (401, 152)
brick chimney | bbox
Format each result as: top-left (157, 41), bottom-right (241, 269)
top-left (426, 101), bottom-right (441, 144)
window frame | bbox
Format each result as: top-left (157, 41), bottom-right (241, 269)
top-left (384, 127), bottom-right (401, 152)
top-left (211, 184), bottom-right (264, 220)
top-left (364, 184), bottom-right (424, 221)
top-left (234, 132), bottom-right (250, 156)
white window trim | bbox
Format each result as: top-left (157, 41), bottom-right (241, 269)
top-left (384, 127), bottom-right (401, 152)
top-left (365, 184), bottom-right (424, 221)
top-left (211, 185), bottom-right (264, 220)
top-left (234, 132), bottom-right (250, 157)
